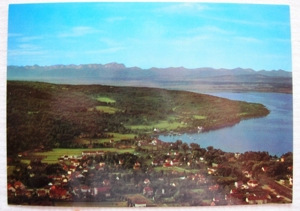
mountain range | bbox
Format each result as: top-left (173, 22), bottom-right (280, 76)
top-left (7, 62), bottom-right (292, 93)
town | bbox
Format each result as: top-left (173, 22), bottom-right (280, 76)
top-left (7, 136), bottom-right (293, 207)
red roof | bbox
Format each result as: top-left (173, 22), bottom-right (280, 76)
top-left (49, 187), bottom-right (67, 197)
top-left (96, 186), bottom-right (111, 193)
top-left (143, 186), bottom-right (153, 192)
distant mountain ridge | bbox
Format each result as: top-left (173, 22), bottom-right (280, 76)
top-left (7, 62), bottom-right (292, 94)
top-left (7, 62), bottom-right (292, 80)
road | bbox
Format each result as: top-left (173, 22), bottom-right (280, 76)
top-left (260, 176), bottom-right (292, 201)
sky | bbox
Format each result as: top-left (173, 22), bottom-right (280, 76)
top-left (7, 2), bottom-right (292, 71)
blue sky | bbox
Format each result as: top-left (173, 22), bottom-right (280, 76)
top-left (7, 2), bottom-right (292, 71)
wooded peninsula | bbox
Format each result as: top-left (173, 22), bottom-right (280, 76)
top-left (7, 81), bottom-right (270, 156)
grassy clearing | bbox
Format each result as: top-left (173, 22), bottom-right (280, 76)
top-left (237, 112), bottom-right (249, 117)
top-left (154, 166), bottom-right (199, 174)
top-left (129, 120), bottom-right (187, 131)
top-left (74, 133), bottom-right (137, 144)
top-left (20, 148), bottom-right (135, 164)
top-left (95, 97), bottom-right (116, 103)
top-left (88, 106), bottom-right (120, 114)
top-left (193, 115), bottom-right (207, 120)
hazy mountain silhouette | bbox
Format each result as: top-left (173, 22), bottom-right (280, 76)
top-left (7, 62), bottom-right (292, 93)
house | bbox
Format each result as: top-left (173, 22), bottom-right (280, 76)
top-left (81, 150), bottom-right (104, 157)
top-left (242, 170), bottom-right (252, 178)
top-left (234, 153), bottom-right (241, 159)
top-left (209, 184), bottom-right (219, 191)
top-left (80, 185), bottom-right (90, 193)
top-left (24, 190), bottom-right (33, 198)
top-left (53, 175), bottom-right (63, 181)
top-left (151, 160), bottom-right (159, 166)
top-left (92, 186), bottom-right (111, 196)
top-left (163, 162), bottom-right (171, 167)
top-left (207, 168), bottom-right (217, 175)
top-left (212, 163), bottom-right (219, 168)
top-left (103, 179), bottom-right (110, 186)
top-left (58, 158), bottom-right (64, 163)
top-left (69, 165), bottom-right (77, 172)
top-left (288, 175), bottom-right (293, 186)
top-left (197, 176), bottom-right (208, 185)
top-left (235, 181), bottom-right (243, 188)
top-left (230, 188), bottom-right (238, 195)
top-left (49, 186), bottom-right (68, 199)
top-left (143, 186), bottom-right (154, 197)
top-left (246, 195), bottom-right (267, 204)
top-left (36, 189), bottom-right (48, 197)
top-left (70, 159), bottom-right (80, 166)
top-left (144, 178), bottom-right (151, 185)
top-left (171, 159), bottom-right (179, 166)
top-left (151, 139), bottom-right (158, 145)
top-left (14, 181), bottom-right (25, 190)
top-left (7, 183), bottom-right (16, 192)
top-left (133, 162), bottom-right (141, 170)
top-left (247, 180), bottom-right (259, 188)
top-left (119, 159), bottom-right (124, 165)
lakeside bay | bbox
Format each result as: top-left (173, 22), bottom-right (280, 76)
top-left (159, 92), bottom-right (293, 156)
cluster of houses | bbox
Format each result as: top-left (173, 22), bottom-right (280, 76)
top-left (8, 141), bottom-right (293, 206)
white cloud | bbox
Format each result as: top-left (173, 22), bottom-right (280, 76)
top-left (188, 26), bottom-right (234, 36)
top-left (8, 49), bottom-right (46, 56)
top-left (18, 36), bottom-right (44, 42)
top-left (8, 43), bottom-right (46, 57)
top-left (8, 33), bottom-right (22, 37)
top-left (18, 44), bottom-right (41, 50)
top-left (157, 3), bottom-right (208, 14)
top-left (58, 26), bottom-right (100, 38)
top-left (99, 38), bottom-right (120, 47)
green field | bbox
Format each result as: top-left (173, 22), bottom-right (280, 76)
top-left (129, 120), bottom-right (187, 131)
top-left (193, 115), bottom-right (207, 120)
top-left (88, 106), bottom-right (120, 114)
top-left (75, 133), bottom-right (137, 144)
top-left (154, 166), bottom-right (200, 174)
top-left (96, 97), bottom-right (116, 103)
top-left (21, 147), bottom-right (135, 164)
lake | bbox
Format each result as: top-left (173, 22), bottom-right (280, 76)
top-left (159, 92), bottom-right (293, 156)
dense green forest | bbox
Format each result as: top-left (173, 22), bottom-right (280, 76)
top-left (7, 81), bottom-right (269, 156)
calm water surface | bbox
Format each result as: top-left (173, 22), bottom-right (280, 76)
top-left (159, 92), bottom-right (293, 156)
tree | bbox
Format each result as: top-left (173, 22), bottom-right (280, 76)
top-left (207, 146), bottom-right (214, 151)
top-left (181, 143), bottom-right (189, 154)
top-left (190, 143), bottom-right (200, 150)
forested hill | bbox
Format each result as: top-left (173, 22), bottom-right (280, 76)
top-left (7, 81), bottom-right (270, 156)
top-left (7, 63), bottom-right (292, 93)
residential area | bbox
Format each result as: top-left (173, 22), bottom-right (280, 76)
top-left (7, 137), bottom-right (293, 207)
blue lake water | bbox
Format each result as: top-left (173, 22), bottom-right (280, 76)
top-left (159, 92), bottom-right (293, 156)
